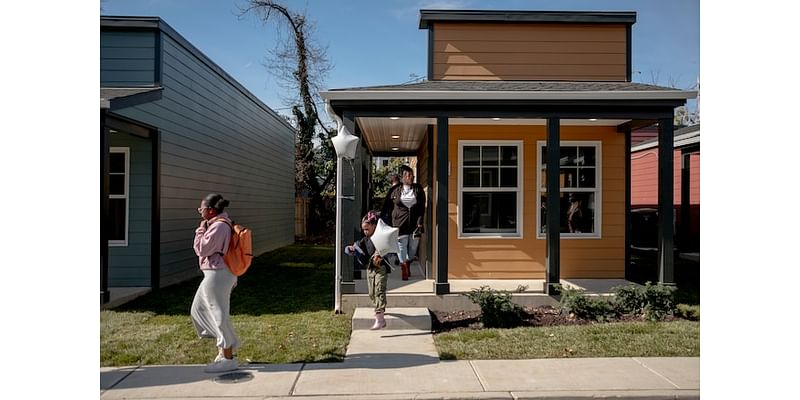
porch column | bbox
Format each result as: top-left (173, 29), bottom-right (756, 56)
top-left (657, 118), bottom-right (675, 284)
top-left (435, 117), bottom-right (450, 295)
top-left (340, 111), bottom-right (357, 294)
top-left (624, 127), bottom-right (632, 280)
top-left (680, 147), bottom-right (697, 251)
top-left (545, 118), bottom-right (561, 294)
top-left (151, 130), bottom-right (161, 290)
top-left (101, 111), bottom-right (110, 304)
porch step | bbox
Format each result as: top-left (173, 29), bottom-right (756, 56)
top-left (352, 307), bottom-right (431, 331)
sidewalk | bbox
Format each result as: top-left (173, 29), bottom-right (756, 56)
top-left (100, 308), bottom-right (699, 399)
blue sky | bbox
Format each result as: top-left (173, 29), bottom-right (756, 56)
top-left (101, 0), bottom-right (700, 116)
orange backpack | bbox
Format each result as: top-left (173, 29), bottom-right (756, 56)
top-left (213, 218), bottom-right (254, 276)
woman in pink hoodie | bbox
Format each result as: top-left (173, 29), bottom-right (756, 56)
top-left (190, 193), bottom-right (239, 373)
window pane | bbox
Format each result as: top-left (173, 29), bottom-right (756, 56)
top-left (462, 192), bottom-right (516, 233)
top-left (500, 167), bottom-right (517, 187)
top-left (539, 192), bottom-right (595, 235)
top-left (500, 146), bottom-right (517, 166)
top-left (482, 146), bottom-right (499, 165)
top-left (110, 153), bottom-right (125, 173)
top-left (464, 146), bottom-right (481, 166)
top-left (578, 167), bottom-right (596, 188)
top-left (109, 175), bottom-right (125, 195)
top-left (481, 168), bottom-right (498, 187)
top-left (463, 167), bottom-right (481, 187)
top-left (564, 192), bottom-right (595, 233)
top-left (560, 146), bottom-right (578, 166)
top-left (578, 147), bottom-right (596, 166)
top-left (108, 198), bottom-right (126, 241)
top-left (560, 168), bottom-right (578, 188)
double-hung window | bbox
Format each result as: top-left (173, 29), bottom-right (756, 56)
top-left (537, 141), bottom-right (601, 238)
top-left (108, 147), bottom-right (129, 246)
top-left (459, 141), bottom-right (522, 237)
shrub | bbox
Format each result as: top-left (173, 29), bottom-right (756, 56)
top-left (675, 304), bottom-right (700, 321)
top-left (463, 286), bottom-right (524, 328)
top-left (612, 282), bottom-right (677, 321)
top-left (557, 284), bottom-right (614, 322)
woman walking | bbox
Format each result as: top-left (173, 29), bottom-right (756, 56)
top-left (191, 193), bottom-right (240, 373)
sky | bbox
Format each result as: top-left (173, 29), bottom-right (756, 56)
top-left (100, 0), bottom-right (700, 118)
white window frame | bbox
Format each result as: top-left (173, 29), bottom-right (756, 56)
top-left (458, 140), bottom-right (523, 239)
top-left (108, 147), bottom-right (129, 247)
top-left (536, 140), bottom-right (602, 239)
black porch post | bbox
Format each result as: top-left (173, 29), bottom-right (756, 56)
top-left (624, 127), bottom-right (632, 279)
top-left (658, 118), bottom-right (675, 284)
top-left (150, 130), bottom-right (161, 291)
top-left (545, 117), bottom-right (561, 294)
top-left (100, 111), bottom-right (110, 304)
top-left (435, 117), bottom-right (450, 295)
top-left (340, 111), bottom-right (357, 294)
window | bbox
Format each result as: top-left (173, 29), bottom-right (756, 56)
top-left (108, 147), bottom-right (129, 246)
top-left (459, 141), bottom-right (522, 237)
top-left (537, 141), bottom-right (601, 238)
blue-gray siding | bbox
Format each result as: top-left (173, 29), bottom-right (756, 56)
top-left (101, 30), bottom-right (157, 87)
top-left (109, 28), bottom-right (295, 287)
top-left (108, 133), bottom-right (152, 286)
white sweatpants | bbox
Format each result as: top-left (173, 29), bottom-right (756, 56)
top-left (190, 268), bottom-right (239, 350)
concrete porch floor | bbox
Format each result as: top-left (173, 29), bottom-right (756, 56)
top-left (345, 261), bottom-right (634, 313)
top-left (101, 287), bottom-right (150, 310)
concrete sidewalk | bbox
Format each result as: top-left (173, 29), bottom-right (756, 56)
top-left (101, 307), bottom-right (699, 399)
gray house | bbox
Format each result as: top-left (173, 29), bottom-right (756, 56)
top-left (100, 16), bottom-right (295, 304)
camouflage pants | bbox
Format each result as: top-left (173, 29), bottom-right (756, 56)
top-left (367, 264), bottom-right (388, 313)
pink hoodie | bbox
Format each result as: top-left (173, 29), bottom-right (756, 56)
top-left (193, 212), bottom-right (232, 270)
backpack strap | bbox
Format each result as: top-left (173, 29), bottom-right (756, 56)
top-left (208, 217), bottom-right (233, 256)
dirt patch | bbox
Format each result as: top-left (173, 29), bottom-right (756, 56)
top-left (431, 306), bottom-right (677, 332)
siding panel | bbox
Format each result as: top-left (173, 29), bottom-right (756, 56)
top-left (101, 30), bottom-right (156, 87)
top-left (432, 23), bottom-right (627, 81)
top-left (114, 31), bottom-right (295, 288)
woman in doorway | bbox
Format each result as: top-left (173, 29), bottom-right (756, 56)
top-left (382, 165), bottom-right (426, 280)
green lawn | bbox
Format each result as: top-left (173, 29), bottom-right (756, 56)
top-left (101, 244), bottom-right (351, 367)
top-left (434, 320), bottom-right (699, 360)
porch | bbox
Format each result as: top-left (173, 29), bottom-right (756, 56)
top-left (344, 260), bottom-right (632, 313)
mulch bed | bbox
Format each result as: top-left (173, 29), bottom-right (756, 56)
top-left (431, 306), bottom-right (677, 333)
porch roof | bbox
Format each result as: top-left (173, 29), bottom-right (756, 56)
top-left (321, 80), bottom-right (696, 102)
top-left (321, 80), bottom-right (695, 155)
top-left (100, 87), bottom-right (163, 110)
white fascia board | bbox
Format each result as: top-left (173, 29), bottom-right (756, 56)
top-left (320, 90), bottom-right (698, 101)
top-left (631, 130), bottom-right (700, 152)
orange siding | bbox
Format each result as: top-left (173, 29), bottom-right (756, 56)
top-left (440, 125), bottom-right (626, 279)
top-left (432, 23), bottom-right (627, 81)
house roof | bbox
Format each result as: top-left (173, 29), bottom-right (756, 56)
top-left (631, 124), bottom-right (700, 152)
top-left (321, 80), bottom-right (697, 101)
top-left (418, 10), bottom-right (637, 29)
top-left (100, 87), bottom-right (163, 110)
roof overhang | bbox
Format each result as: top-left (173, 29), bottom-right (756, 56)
top-left (419, 10), bottom-right (637, 29)
top-left (321, 90), bottom-right (696, 102)
top-left (101, 87), bottom-right (163, 110)
top-left (632, 125), bottom-right (700, 152)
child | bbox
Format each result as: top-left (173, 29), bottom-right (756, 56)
top-left (345, 210), bottom-right (395, 330)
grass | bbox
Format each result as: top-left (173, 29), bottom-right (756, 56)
top-left (434, 320), bottom-right (699, 360)
top-left (100, 244), bottom-right (351, 367)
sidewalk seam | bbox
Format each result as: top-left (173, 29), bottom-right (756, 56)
top-left (288, 362), bottom-right (306, 396)
top-left (468, 360), bottom-right (489, 392)
top-left (631, 357), bottom-right (681, 389)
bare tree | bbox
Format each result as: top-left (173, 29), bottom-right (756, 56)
top-left (240, 0), bottom-right (337, 236)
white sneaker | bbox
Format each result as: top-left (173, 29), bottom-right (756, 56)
top-left (213, 353), bottom-right (224, 363)
top-left (204, 357), bottom-right (238, 373)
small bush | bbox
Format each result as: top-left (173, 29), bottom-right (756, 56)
top-left (676, 304), bottom-right (700, 321)
top-left (557, 285), bottom-right (614, 322)
top-left (612, 282), bottom-right (677, 321)
top-left (463, 286), bottom-right (524, 328)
